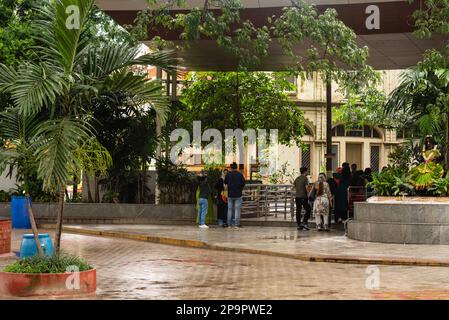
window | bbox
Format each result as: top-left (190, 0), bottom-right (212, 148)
top-left (370, 145), bottom-right (380, 172)
top-left (301, 144), bottom-right (311, 171)
top-left (332, 125), bottom-right (381, 138)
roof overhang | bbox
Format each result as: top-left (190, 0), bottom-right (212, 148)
top-left (96, 0), bottom-right (446, 70)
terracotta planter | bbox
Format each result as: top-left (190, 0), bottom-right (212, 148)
top-left (0, 269), bottom-right (96, 297)
top-left (0, 218), bottom-right (11, 254)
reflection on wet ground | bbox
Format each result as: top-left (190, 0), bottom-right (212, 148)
top-left (2, 231), bottom-right (449, 300)
top-left (64, 224), bottom-right (449, 263)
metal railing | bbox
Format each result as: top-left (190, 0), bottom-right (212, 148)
top-left (347, 186), bottom-right (375, 219)
top-left (241, 184), bottom-right (295, 220)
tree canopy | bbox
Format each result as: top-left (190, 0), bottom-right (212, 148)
top-left (179, 72), bottom-right (305, 146)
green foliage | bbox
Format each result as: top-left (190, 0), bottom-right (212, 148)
top-left (388, 142), bottom-right (421, 171)
top-left (368, 167), bottom-right (414, 196)
top-left (369, 162), bottom-right (449, 196)
top-left (92, 92), bottom-right (159, 203)
top-left (334, 86), bottom-right (413, 130)
top-left (180, 72), bottom-right (305, 146)
top-left (268, 162), bottom-right (298, 184)
top-left (430, 172), bottom-right (449, 195)
top-left (156, 158), bottom-right (197, 204)
top-left (129, 0), bottom-right (377, 88)
top-left (385, 55), bottom-right (449, 169)
top-left (3, 253), bottom-right (93, 274)
top-left (0, 189), bottom-right (11, 202)
top-left (102, 191), bottom-right (119, 203)
top-left (0, 0), bottom-right (176, 194)
top-left (412, 0), bottom-right (449, 40)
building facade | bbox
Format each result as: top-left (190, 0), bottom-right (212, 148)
top-left (277, 70), bottom-right (405, 181)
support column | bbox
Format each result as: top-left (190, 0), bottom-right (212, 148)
top-left (363, 142), bottom-right (371, 170)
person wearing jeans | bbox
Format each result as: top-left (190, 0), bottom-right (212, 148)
top-left (294, 167), bottom-right (311, 230)
top-left (198, 198), bottom-right (209, 227)
top-left (227, 197), bottom-right (242, 227)
top-left (197, 174), bottom-right (211, 229)
top-left (224, 162), bottom-right (246, 229)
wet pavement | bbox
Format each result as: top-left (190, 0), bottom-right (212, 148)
top-left (1, 230), bottom-right (449, 299)
top-left (58, 224), bottom-right (449, 265)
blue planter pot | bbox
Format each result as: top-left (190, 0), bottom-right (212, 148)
top-left (19, 233), bottom-right (53, 259)
top-left (11, 196), bottom-right (31, 229)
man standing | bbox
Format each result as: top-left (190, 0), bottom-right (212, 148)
top-left (224, 162), bottom-right (246, 229)
top-left (294, 167), bottom-right (311, 230)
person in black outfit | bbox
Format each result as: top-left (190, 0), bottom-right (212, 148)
top-left (215, 169), bottom-right (229, 227)
top-left (334, 165), bottom-right (351, 223)
top-left (326, 175), bottom-right (338, 227)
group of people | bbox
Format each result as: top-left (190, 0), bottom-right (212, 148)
top-left (197, 161), bottom-right (373, 232)
top-left (197, 162), bottom-right (246, 229)
top-left (294, 163), bottom-right (373, 231)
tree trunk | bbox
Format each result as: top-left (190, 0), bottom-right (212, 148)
top-left (325, 76), bottom-right (333, 178)
top-left (155, 115), bottom-right (162, 205)
top-left (94, 174), bottom-right (100, 203)
top-left (26, 194), bottom-right (44, 257)
top-left (444, 112), bottom-right (449, 172)
top-left (72, 175), bottom-right (78, 201)
top-left (84, 173), bottom-right (93, 203)
top-left (54, 188), bottom-right (65, 256)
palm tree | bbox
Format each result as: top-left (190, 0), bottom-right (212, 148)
top-left (0, 0), bottom-right (177, 255)
top-left (386, 66), bottom-right (449, 169)
top-left (0, 110), bottom-right (44, 256)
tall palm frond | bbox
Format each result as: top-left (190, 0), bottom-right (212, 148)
top-left (32, 0), bottom-right (94, 75)
top-left (84, 46), bottom-right (179, 78)
top-left (385, 67), bottom-right (438, 115)
top-left (34, 118), bottom-right (92, 191)
top-left (100, 70), bottom-right (170, 124)
top-left (0, 63), bottom-right (64, 116)
top-left (0, 109), bottom-right (41, 141)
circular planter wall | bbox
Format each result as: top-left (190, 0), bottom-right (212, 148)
top-left (0, 269), bottom-right (96, 297)
top-left (348, 196), bottom-right (449, 244)
top-left (0, 218), bottom-right (11, 254)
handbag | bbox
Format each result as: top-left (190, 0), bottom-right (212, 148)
top-left (221, 190), bottom-right (228, 203)
top-left (308, 185), bottom-right (316, 202)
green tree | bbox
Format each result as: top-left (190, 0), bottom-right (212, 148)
top-left (0, 0), bottom-right (176, 255)
top-left (179, 72), bottom-right (305, 147)
top-left (385, 51), bottom-right (449, 169)
top-left (129, 0), bottom-right (377, 175)
top-left (91, 92), bottom-right (159, 203)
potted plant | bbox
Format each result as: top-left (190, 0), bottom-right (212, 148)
top-left (0, 254), bottom-right (96, 297)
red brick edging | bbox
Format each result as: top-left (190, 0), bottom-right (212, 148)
top-left (0, 219), bottom-right (11, 254)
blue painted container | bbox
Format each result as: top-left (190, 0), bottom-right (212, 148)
top-left (11, 196), bottom-right (31, 229)
top-left (20, 233), bottom-right (53, 259)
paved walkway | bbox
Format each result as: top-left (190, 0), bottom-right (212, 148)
top-left (2, 231), bottom-right (449, 299)
top-left (48, 224), bottom-right (449, 266)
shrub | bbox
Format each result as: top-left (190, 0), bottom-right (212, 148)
top-left (369, 167), bottom-right (414, 196)
top-left (3, 254), bottom-right (93, 274)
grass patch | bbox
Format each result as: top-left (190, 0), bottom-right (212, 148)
top-left (3, 253), bottom-right (93, 274)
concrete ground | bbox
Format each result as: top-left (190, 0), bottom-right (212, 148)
top-left (53, 224), bottom-right (449, 266)
top-left (2, 230), bottom-right (449, 300)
